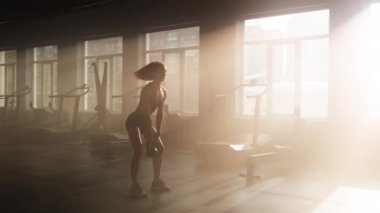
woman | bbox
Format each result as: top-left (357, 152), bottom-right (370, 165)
top-left (126, 62), bottom-right (170, 199)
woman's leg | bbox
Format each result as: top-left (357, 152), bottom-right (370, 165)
top-left (127, 126), bottom-right (143, 185)
top-left (141, 128), bottom-right (170, 193)
top-left (153, 137), bottom-right (164, 181)
top-left (141, 127), bottom-right (165, 181)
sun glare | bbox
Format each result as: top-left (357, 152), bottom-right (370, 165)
top-left (368, 3), bottom-right (380, 119)
top-left (313, 186), bottom-right (380, 213)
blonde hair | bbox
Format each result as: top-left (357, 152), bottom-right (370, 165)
top-left (134, 62), bottom-right (165, 81)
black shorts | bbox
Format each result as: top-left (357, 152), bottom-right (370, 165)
top-left (125, 111), bottom-right (150, 131)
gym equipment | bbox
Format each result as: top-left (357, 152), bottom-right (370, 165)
top-left (239, 152), bottom-right (276, 180)
top-left (146, 141), bottom-right (159, 157)
top-left (26, 84), bottom-right (92, 144)
top-left (239, 145), bottom-right (292, 181)
top-left (88, 85), bottom-right (141, 159)
top-left (28, 102), bottom-right (50, 126)
top-left (89, 62), bottom-right (107, 132)
top-left (0, 86), bottom-right (32, 126)
top-left (88, 62), bottom-right (130, 158)
top-left (48, 91), bottom-right (68, 128)
top-left (0, 86), bottom-right (32, 125)
top-left (0, 86), bottom-right (32, 143)
top-left (195, 79), bottom-right (273, 165)
top-left (30, 84), bottom-right (91, 130)
top-left (65, 84), bottom-right (92, 131)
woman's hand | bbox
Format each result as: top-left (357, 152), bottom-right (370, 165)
top-left (154, 132), bottom-right (161, 143)
top-left (146, 131), bottom-right (160, 157)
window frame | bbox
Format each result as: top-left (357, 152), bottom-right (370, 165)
top-left (239, 8), bottom-right (330, 119)
top-left (0, 49), bottom-right (17, 107)
top-left (32, 45), bottom-right (58, 108)
top-left (143, 26), bottom-right (200, 116)
top-left (82, 36), bottom-right (123, 113)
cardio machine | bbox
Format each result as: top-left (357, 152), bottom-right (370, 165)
top-left (0, 86), bottom-right (32, 125)
top-left (0, 86), bottom-right (32, 142)
top-left (27, 84), bottom-right (92, 144)
top-left (195, 79), bottom-right (273, 164)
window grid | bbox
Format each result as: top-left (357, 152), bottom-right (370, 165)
top-left (0, 50), bottom-right (17, 107)
top-left (241, 10), bottom-right (329, 118)
top-left (83, 37), bottom-right (123, 113)
top-left (144, 27), bottom-right (200, 115)
top-left (32, 46), bottom-right (58, 108)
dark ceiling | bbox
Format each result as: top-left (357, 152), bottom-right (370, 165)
top-left (0, 0), bottom-right (134, 24)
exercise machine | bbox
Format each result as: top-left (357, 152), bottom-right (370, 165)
top-left (0, 86), bottom-right (32, 143)
top-left (0, 86), bottom-right (32, 125)
top-left (195, 79), bottom-right (275, 167)
top-left (0, 85), bottom-right (32, 126)
top-left (26, 84), bottom-right (92, 144)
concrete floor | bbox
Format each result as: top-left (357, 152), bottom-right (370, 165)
top-left (1, 138), bottom-right (380, 213)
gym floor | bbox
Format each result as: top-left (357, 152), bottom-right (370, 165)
top-left (1, 139), bottom-right (380, 213)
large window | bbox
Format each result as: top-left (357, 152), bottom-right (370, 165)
top-left (33, 45), bottom-right (57, 108)
top-left (241, 10), bottom-right (329, 118)
top-left (83, 37), bottom-right (123, 112)
top-left (145, 26), bottom-right (200, 115)
top-left (0, 50), bottom-right (17, 107)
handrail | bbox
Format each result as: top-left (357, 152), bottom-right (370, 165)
top-left (214, 82), bottom-right (267, 98)
top-left (0, 86), bottom-right (32, 98)
top-left (65, 84), bottom-right (91, 97)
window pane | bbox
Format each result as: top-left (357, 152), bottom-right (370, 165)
top-left (5, 65), bottom-right (16, 95)
top-left (0, 50), bottom-right (17, 64)
top-left (43, 63), bottom-right (52, 108)
top-left (33, 45), bottom-right (57, 108)
top-left (242, 44), bottom-right (267, 115)
top-left (53, 62), bottom-right (58, 95)
top-left (180, 27), bottom-right (200, 47)
top-left (272, 44), bottom-right (295, 114)
top-left (0, 50), bottom-right (17, 107)
top-left (34, 63), bottom-right (43, 108)
top-left (146, 53), bottom-right (162, 63)
top-left (243, 44), bottom-right (268, 78)
top-left (146, 27), bottom-right (199, 51)
top-left (301, 39), bottom-right (329, 118)
top-left (112, 56), bottom-right (123, 112)
top-left (244, 10), bottom-right (329, 42)
top-left (368, 3), bottom-right (380, 119)
top-left (34, 45), bottom-right (57, 61)
top-left (85, 37), bottom-right (122, 57)
top-left (52, 62), bottom-right (58, 107)
top-left (184, 49), bottom-right (199, 114)
top-left (0, 52), bottom-right (4, 64)
top-left (164, 53), bottom-right (181, 112)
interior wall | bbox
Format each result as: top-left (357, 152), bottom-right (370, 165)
top-left (0, 0), bottom-right (375, 144)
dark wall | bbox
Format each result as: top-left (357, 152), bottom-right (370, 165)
top-left (0, 0), bottom-right (331, 46)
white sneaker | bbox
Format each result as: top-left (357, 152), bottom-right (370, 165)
top-left (130, 184), bottom-right (148, 199)
top-left (151, 179), bottom-right (171, 193)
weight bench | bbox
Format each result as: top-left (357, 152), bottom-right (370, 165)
top-left (239, 152), bottom-right (276, 180)
top-left (239, 145), bottom-right (292, 181)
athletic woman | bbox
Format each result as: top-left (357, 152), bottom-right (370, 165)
top-left (126, 62), bottom-right (170, 199)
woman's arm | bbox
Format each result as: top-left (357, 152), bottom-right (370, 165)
top-left (139, 86), bottom-right (154, 143)
top-left (155, 88), bottom-right (167, 140)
